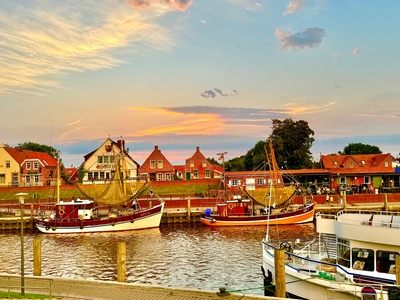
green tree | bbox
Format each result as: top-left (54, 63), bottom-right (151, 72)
top-left (244, 140), bottom-right (269, 171)
top-left (207, 157), bottom-right (220, 165)
top-left (17, 142), bottom-right (59, 158)
top-left (341, 143), bottom-right (382, 155)
top-left (226, 156), bottom-right (245, 171)
top-left (269, 118), bottom-right (315, 169)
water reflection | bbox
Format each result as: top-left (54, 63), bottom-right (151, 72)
top-left (0, 222), bottom-right (316, 295)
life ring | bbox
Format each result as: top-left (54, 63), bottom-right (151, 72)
top-left (45, 225), bottom-right (50, 231)
top-left (228, 203), bottom-right (234, 210)
top-left (59, 209), bottom-right (65, 216)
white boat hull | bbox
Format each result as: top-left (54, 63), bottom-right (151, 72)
top-left (36, 203), bottom-right (164, 234)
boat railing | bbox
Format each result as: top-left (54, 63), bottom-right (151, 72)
top-left (319, 210), bottom-right (400, 228)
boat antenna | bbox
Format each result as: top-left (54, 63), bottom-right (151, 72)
top-left (56, 151), bottom-right (60, 203)
top-left (217, 152), bottom-right (227, 196)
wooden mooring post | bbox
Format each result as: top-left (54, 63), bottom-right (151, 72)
top-left (274, 249), bottom-right (286, 298)
top-left (187, 197), bottom-right (191, 222)
top-left (396, 255), bottom-right (400, 285)
top-left (117, 242), bottom-right (126, 282)
top-left (33, 238), bottom-right (41, 276)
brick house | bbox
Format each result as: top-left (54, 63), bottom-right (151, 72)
top-left (139, 145), bottom-right (175, 181)
top-left (20, 151), bottom-right (58, 186)
top-left (183, 146), bottom-right (223, 180)
top-left (0, 144), bottom-right (59, 187)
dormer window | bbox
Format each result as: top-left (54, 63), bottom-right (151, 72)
top-left (385, 161), bottom-right (388, 167)
top-left (26, 162), bottom-right (31, 170)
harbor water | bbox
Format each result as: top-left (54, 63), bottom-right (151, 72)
top-left (0, 222), bottom-right (317, 296)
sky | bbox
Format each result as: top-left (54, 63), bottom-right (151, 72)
top-left (1, 0), bottom-right (399, 167)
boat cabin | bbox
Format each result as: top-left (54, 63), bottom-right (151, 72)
top-left (55, 199), bottom-right (95, 220)
top-left (217, 199), bottom-right (251, 216)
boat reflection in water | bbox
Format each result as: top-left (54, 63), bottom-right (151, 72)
top-left (0, 222), bottom-right (316, 296)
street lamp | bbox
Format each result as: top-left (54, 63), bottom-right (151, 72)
top-left (16, 192), bottom-right (28, 296)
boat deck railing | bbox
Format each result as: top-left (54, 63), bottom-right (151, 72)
top-left (318, 209), bottom-right (400, 228)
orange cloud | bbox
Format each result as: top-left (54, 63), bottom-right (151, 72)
top-left (128, 107), bottom-right (223, 136)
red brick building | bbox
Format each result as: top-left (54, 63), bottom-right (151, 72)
top-left (183, 146), bottom-right (223, 180)
top-left (140, 146), bottom-right (175, 181)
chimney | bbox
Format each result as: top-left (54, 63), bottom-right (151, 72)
top-left (196, 146), bottom-right (200, 152)
top-left (117, 140), bottom-right (125, 150)
top-left (155, 145), bottom-right (159, 151)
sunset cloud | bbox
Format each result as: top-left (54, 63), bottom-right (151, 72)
top-left (0, 1), bottom-right (177, 95)
top-left (283, 0), bottom-right (305, 16)
top-left (275, 27), bottom-right (325, 50)
top-left (126, 0), bottom-right (192, 11)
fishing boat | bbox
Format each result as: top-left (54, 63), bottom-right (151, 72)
top-left (200, 140), bottom-right (315, 227)
top-left (262, 209), bottom-right (400, 299)
top-left (36, 144), bottom-right (164, 234)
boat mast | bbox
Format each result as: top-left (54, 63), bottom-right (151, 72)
top-left (217, 152), bottom-right (227, 199)
top-left (57, 152), bottom-right (60, 203)
top-left (120, 140), bottom-right (128, 195)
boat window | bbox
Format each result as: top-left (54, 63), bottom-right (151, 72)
top-left (337, 239), bottom-right (350, 267)
top-left (376, 250), bottom-right (399, 274)
top-left (352, 248), bottom-right (374, 271)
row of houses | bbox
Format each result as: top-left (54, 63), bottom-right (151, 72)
top-left (0, 139), bottom-right (399, 193)
top-left (0, 139), bottom-right (223, 187)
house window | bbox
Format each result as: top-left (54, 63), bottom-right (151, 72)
top-left (350, 162), bottom-right (354, 168)
top-left (88, 172), bottom-right (93, 180)
top-left (93, 172), bottom-right (99, 179)
top-left (33, 161), bottom-right (39, 170)
top-left (385, 161), bottom-right (389, 167)
top-left (0, 174), bottom-right (5, 184)
top-left (340, 177), bottom-right (346, 184)
top-left (157, 173), bottom-right (163, 181)
top-left (157, 160), bottom-right (163, 169)
top-left (257, 178), bottom-right (265, 185)
top-left (364, 176), bottom-right (371, 184)
top-left (190, 161), bottom-right (194, 167)
top-left (202, 161), bottom-right (206, 167)
top-left (231, 179), bottom-right (239, 186)
top-left (34, 175), bottom-right (40, 182)
top-left (166, 173), bottom-right (171, 181)
top-left (150, 160), bottom-right (156, 169)
top-left (26, 162), bottom-right (31, 170)
top-left (103, 156), bottom-right (109, 164)
top-left (98, 156), bottom-right (103, 164)
top-left (205, 170), bottom-right (210, 178)
top-left (26, 176), bottom-right (30, 183)
top-left (99, 172), bottom-right (105, 179)
top-left (110, 156), bottom-right (115, 164)
top-left (193, 170), bottom-right (198, 178)
top-left (6, 161), bottom-right (10, 168)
